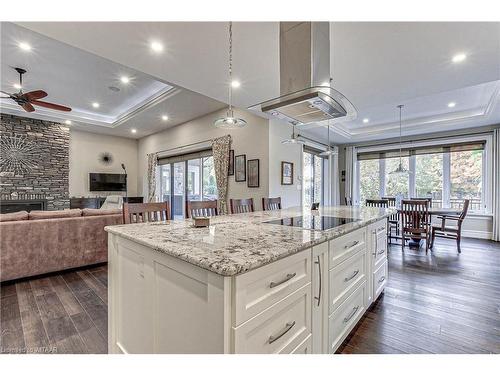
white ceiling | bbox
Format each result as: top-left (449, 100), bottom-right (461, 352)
top-left (0, 22), bottom-right (226, 138)
top-left (10, 21), bottom-right (500, 143)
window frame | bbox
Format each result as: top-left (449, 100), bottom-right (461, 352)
top-left (356, 134), bottom-right (492, 214)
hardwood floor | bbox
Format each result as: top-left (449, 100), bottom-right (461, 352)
top-left (1, 238), bottom-right (499, 354)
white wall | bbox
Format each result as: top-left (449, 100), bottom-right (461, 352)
top-left (138, 108), bottom-right (270, 210)
top-left (268, 119), bottom-right (303, 208)
top-left (69, 129), bottom-right (138, 197)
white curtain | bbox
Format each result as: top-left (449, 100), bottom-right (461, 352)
top-left (344, 146), bottom-right (357, 204)
top-left (493, 129), bottom-right (500, 241)
top-left (147, 153), bottom-right (158, 202)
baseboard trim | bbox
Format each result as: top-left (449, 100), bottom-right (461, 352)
top-left (462, 230), bottom-right (493, 240)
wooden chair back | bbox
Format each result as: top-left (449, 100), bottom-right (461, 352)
top-left (262, 197), bottom-right (281, 211)
top-left (400, 199), bottom-right (430, 234)
top-left (459, 199), bottom-right (470, 221)
top-left (123, 202), bottom-right (170, 224)
top-left (230, 198), bottom-right (254, 214)
top-left (381, 197), bottom-right (396, 207)
top-left (186, 200), bottom-right (218, 218)
top-left (411, 197), bottom-right (432, 208)
top-left (365, 199), bottom-right (389, 208)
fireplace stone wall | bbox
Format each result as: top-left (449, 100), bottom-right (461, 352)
top-left (0, 113), bottom-right (70, 210)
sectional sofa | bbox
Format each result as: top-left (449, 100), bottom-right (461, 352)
top-left (0, 208), bottom-right (122, 282)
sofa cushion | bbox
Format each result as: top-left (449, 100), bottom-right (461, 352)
top-left (29, 209), bottom-right (82, 220)
top-left (82, 208), bottom-right (122, 217)
top-left (0, 210), bottom-right (29, 222)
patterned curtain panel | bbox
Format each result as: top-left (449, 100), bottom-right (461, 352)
top-left (212, 135), bottom-right (231, 214)
top-left (493, 129), bottom-right (500, 241)
top-left (147, 153), bottom-right (158, 203)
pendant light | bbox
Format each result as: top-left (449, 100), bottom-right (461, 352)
top-left (390, 104), bottom-right (411, 175)
top-left (319, 120), bottom-right (338, 156)
top-left (281, 123), bottom-right (305, 145)
top-left (214, 22), bottom-right (247, 129)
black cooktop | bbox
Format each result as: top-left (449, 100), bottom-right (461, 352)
top-left (263, 216), bottom-right (360, 231)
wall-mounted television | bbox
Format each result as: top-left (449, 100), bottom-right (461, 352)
top-left (89, 173), bottom-right (127, 192)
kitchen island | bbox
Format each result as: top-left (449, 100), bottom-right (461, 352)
top-left (105, 206), bottom-right (393, 354)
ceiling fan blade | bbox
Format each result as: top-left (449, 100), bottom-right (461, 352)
top-left (23, 90), bottom-right (48, 101)
top-left (21, 102), bottom-right (35, 112)
top-left (1, 90), bottom-right (13, 97)
top-left (31, 100), bottom-right (72, 112)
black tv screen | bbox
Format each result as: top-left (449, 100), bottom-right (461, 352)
top-left (89, 173), bottom-right (127, 192)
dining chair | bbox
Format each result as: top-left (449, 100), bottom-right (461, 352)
top-left (365, 199), bottom-right (389, 208)
top-left (400, 199), bottom-right (431, 253)
top-left (186, 200), bottom-right (218, 218)
top-left (382, 196), bottom-right (399, 243)
top-left (345, 197), bottom-right (353, 206)
top-left (230, 198), bottom-right (254, 214)
top-left (430, 199), bottom-right (470, 253)
top-left (411, 197), bottom-right (433, 208)
top-left (123, 202), bottom-right (170, 224)
top-left (262, 197), bottom-right (281, 211)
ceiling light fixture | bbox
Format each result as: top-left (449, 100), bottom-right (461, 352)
top-left (131, 129), bottom-right (137, 134)
top-left (319, 120), bottom-right (337, 156)
top-left (231, 80), bottom-right (241, 88)
top-left (281, 123), bottom-right (305, 145)
top-left (448, 102), bottom-right (456, 108)
top-left (161, 115), bottom-right (169, 121)
top-left (362, 118), bottom-right (369, 124)
top-left (120, 76), bottom-right (130, 84)
top-left (13, 83), bottom-right (22, 90)
top-left (65, 120), bottom-right (72, 125)
top-left (390, 104), bottom-right (411, 175)
top-left (18, 42), bottom-right (31, 51)
top-left (92, 102), bottom-right (100, 108)
top-left (452, 53), bottom-right (467, 63)
top-left (150, 41), bottom-right (164, 53)
top-left (214, 22), bottom-right (247, 129)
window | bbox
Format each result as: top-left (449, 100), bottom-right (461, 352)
top-left (385, 157), bottom-right (410, 198)
top-left (158, 153), bottom-right (218, 219)
top-left (303, 150), bottom-right (325, 207)
top-left (356, 138), bottom-right (488, 213)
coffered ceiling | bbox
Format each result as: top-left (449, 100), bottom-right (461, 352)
top-left (10, 21), bottom-right (500, 143)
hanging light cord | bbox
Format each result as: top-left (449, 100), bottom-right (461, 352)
top-left (228, 21), bottom-right (233, 116)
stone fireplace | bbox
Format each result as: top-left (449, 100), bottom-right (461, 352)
top-left (0, 113), bottom-right (70, 211)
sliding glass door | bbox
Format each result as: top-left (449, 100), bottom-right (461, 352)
top-left (303, 149), bottom-right (326, 208)
top-left (158, 154), bottom-right (217, 219)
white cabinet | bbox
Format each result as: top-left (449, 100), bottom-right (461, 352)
top-left (107, 218), bottom-right (389, 354)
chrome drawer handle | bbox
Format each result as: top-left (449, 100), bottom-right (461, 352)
top-left (377, 248), bottom-right (385, 255)
top-left (269, 273), bottom-right (296, 288)
top-left (268, 321), bottom-right (296, 344)
top-left (314, 256), bottom-right (322, 307)
top-left (343, 306), bottom-right (360, 323)
top-left (344, 240), bottom-right (359, 249)
top-left (344, 269), bottom-right (359, 282)
top-left (378, 276), bottom-right (386, 283)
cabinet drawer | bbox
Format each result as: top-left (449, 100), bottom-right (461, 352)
top-left (233, 284), bottom-right (311, 354)
top-left (329, 281), bottom-right (366, 353)
top-left (329, 227), bottom-right (366, 269)
top-left (373, 260), bottom-right (388, 301)
top-left (371, 221), bottom-right (387, 266)
top-left (233, 250), bottom-right (311, 326)
top-left (329, 248), bottom-right (366, 313)
top-left (290, 334), bottom-right (312, 354)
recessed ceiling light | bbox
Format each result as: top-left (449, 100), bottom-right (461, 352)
top-left (452, 53), bottom-right (467, 63)
top-left (363, 118), bottom-right (369, 123)
top-left (448, 102), bottom-right (456, 108)
top-left (131, 129), bottom-right (137, 134)
top-left (65, 120), bottom-right (72, 125)
top-left (92, 102), bottom-right (100, 108)
top-left (120, 76), bottom-right (130, 84)
top-left (13, 83), bottom-right (22, 90)
top-left (231, 80), bottom-right (240, 88)
top-left (18, 42), bottom-right (31, 51)
top-left (161, 115), bottom-right (169, 121)
top-left (150, 41), bottom-right (164, 53)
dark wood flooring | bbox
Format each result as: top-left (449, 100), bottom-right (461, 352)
top-left (1, 238), bottom-right (499, 354)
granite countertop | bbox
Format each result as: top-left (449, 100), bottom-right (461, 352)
top-left (105, 206), bottom-right (394, 277)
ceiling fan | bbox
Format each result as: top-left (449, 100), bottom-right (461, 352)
top-left (0, 67), bottom-right (72, 113)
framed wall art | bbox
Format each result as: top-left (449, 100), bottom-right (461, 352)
top-left (247, 159), bottom-right (260, 188)
top-left (281, 161), bottom-right (293, 185)
top-left (235, 154), bottom-right (246, 182)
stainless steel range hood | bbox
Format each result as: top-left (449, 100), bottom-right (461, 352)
top-left (250, 22), bottom-right (357, 125)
